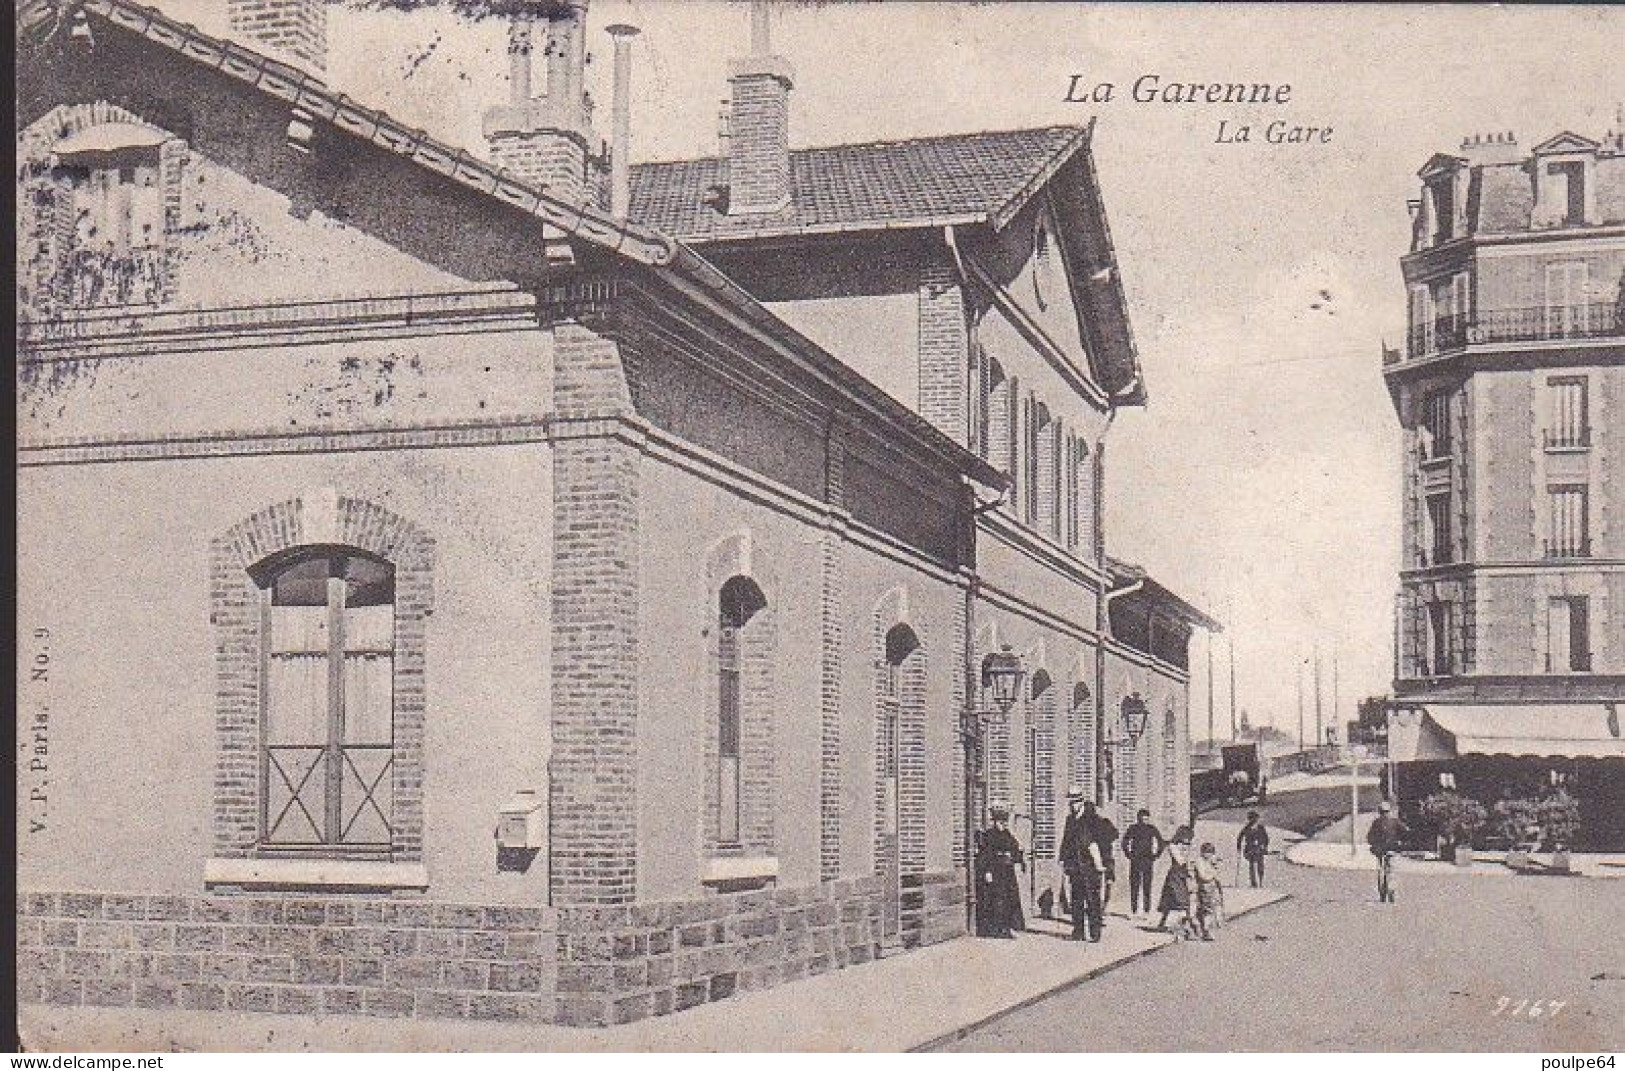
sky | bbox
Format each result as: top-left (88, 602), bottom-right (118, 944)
top-left (157, 1), bottom-right (1624, 740)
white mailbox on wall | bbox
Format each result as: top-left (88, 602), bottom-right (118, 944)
top-left (496, 789), bottom-right (546, 850)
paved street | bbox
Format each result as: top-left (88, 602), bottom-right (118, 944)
top-left (941, 849), bottom-right (1625, 1052)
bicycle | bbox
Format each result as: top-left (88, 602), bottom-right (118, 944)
top-left (1375, 850), bottom-right (1397, 903)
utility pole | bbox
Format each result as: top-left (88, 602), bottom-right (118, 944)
top-left (1313, 642), bottom-right (1324, 749)
top-left (1227, 635), bottom-right (1238, 741)
top-left (1296, 657), bottom-right (1306, 750)
top-left (1206, 634), bottom-right (1216, 745)
top-left (1332, 647), bottom-right (1341, 746)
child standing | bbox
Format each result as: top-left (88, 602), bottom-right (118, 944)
top-left (1190, 842), bottom-right (1225, 941)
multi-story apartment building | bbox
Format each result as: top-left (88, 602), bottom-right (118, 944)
top-left (1384, 128), bottom-right (1625, 849)
top-left (16, 0), bottom-right (1213, 1030)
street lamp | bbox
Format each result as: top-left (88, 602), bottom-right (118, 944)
top-left (981, 646), bottom-right (1025, 712)
top-left (1100, 697), bottom-right (1151, 818)
top-left (961, 645), bottom-right (1026, 932)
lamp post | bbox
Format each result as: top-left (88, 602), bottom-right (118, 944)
top-left (1102, 696), bottom-right (1152, 821)
top-left (961, 645), bottom-right (1024, 930)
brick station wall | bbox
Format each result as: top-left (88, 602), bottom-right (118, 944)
top-left (16, 892), bottom-right (558, 1023)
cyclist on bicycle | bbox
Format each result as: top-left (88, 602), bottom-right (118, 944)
top-left (1367, 801), bottom-right (1408, 904)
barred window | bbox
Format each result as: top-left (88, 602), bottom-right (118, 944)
top-left (1427, 601), bottom-right (1454, 677)
top-left (259, 550), bottom-right (395, 852)
top-left (1546, 485), bottom-right (1590, 559)
top-left (1545, 377), bottom-right (1590, 449)
top-left (1419, 389), bottom-right (1453, 460)
top-left (1425, 492), bottom-right (1453, 566)
top-left (716, 576), bottom-right (766, 846)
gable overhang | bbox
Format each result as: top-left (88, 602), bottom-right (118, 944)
top-left (1034, 120), bottom-right (1145, 407)
top-left (1418, 153), bottom-right (1468, 179)
top-left (18, 0), bottom-right (1004, 494)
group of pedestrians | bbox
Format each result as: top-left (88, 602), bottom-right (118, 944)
top-left (977, 795), bottom-right (1276, 945)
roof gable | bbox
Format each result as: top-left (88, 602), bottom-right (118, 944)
top-left (1417, 152), bottom-right (1467, 178)
top-left (1532, 131), bottom-right (1600, 155)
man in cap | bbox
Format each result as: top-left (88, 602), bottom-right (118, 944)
top-left (1122, 808), bottom-right (1167, 914)
top-left (1236, 810), bottom-right (1270, 888)
top-left (1058, 791), bottom-right (1106, 941)
top-left (976, 807), bottom-right (1026, 938)
top-left (1366, 801), bottom-right (1408, 903)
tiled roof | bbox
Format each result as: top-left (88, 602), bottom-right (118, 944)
top-left (628, 126), bottom-right (1089, 241)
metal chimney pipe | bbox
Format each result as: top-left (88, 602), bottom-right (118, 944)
top-left (606, 23), bottom-right (640, 218)
top-left (750, 0), bottom-right (772, 54)
top-left (508, 17), bottom-right (533, 105)
top-left (567, 1), bottom-right (588, 118)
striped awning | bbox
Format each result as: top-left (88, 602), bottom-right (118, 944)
top-left (1389, 702), bottom-right (1625, 761)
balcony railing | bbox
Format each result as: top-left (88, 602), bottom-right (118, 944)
top-left (1404, 302), bottom-right (1623, 359)
top-left (1544, 427), bottom-right (1592, 449)
top-left (1543, 538), bottom-right (1593, 560)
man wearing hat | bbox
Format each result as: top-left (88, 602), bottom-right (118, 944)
top-left (1366, 801), bottom-right (1408, 903)
top-left (1235, 810), bottom-right (1270, 888)
top-left (1058, 791), bottom-right (1106, 941)
top-left (976, 807), bottom-right (1026, 938)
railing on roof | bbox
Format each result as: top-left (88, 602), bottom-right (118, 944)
top-left (17, 286), bottom-right (539, 346)
top-left (1403, 302), bottom-right (1624, 360)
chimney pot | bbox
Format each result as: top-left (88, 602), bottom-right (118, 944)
top-left (606, 23), bottom-right (640, 218)
top-left (228, 0), bottom-right (327, 77)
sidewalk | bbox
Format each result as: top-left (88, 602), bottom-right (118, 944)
top-left (1286, 810), bottom-right (1625, 879)
top-left (19, 888), bottom-right (1288, 1053)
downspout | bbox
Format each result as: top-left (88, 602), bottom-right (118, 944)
top-left (1093, 372), bottom-right (1139, 808)
top-left (946, 222), bottom-right (979, 932)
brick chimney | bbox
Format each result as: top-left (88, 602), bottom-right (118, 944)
top-left (228, 0), bottom-right (326, 76)
top-left (726, 1), bottom-right (793, 215)
top-left (1458, 131), bottom-right (1521, 166)
top-left (484, 0), bottom-right (596, 204)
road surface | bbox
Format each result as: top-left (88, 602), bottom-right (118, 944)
top-left (940, 845), bottom-right (1624, 1051)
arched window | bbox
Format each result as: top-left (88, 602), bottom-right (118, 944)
top-left (1162, 706), bottom-right (1180, 825)
top-left (256, 549), bottom-right (396, 851)
top-left (1029, 671), bottom-right (1056, 856)
top-left (1026, 399), bottom-right (1051, 527)
top-left (1068, 682), bottom-right (1094, 803)
top-left (717, 576), bottom-right (767, 846)
top-left (984, 357), bottom-right (1012, 478)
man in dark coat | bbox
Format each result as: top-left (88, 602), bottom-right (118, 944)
top-left (1090, 805), bottom-right (1120, 914)
top-left (976, 808), bottom-right (1026, 938)
top-left (1367, 801), bottom-right (1409, 904)
top-left (1236, 810), bottom-right (1270, 887)
top-left (1059, 793), bottom-right (1107, 941)
top-left (1122, 808), bottom-right (1166, 914)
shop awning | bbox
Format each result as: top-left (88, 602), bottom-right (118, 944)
top-left (1389, 702), bottom-right (1625, 762)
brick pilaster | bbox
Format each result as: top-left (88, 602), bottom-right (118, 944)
top-left (918, 259), bottom-right (970, 446)
top-left (818, 427), bottom-right (848, 880)
top-left (549, 320), bottom-right (640, 905)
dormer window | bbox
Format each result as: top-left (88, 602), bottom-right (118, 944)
top-left (1428, 177), bottom-right (1455, 242)
top-left (1547, 161), bottom-right (1586, 225)
top-left (1530, 133), bottom-right (1600, 228)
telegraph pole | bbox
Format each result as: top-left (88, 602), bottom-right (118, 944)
top-left (1206, 634), bottom-right (1216, 745)
top-left (1296, 657), bottom-right (1306, 750)
top-left (1313, 642), bottom-right (1324, 749)
top-left (1227, 635), bottom-right (1238, 741)
top-left (1332, 648), bottom-right (1341, 746)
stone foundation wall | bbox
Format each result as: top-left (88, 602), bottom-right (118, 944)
top-left (18, 877), bottom-right (970, 1028)
top-left (16, 892), bottom-right (558, 1023)
top-left (553, 876), bottom-right (896, 1027)
top-left (901, 869), bottom-right (966, 950)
